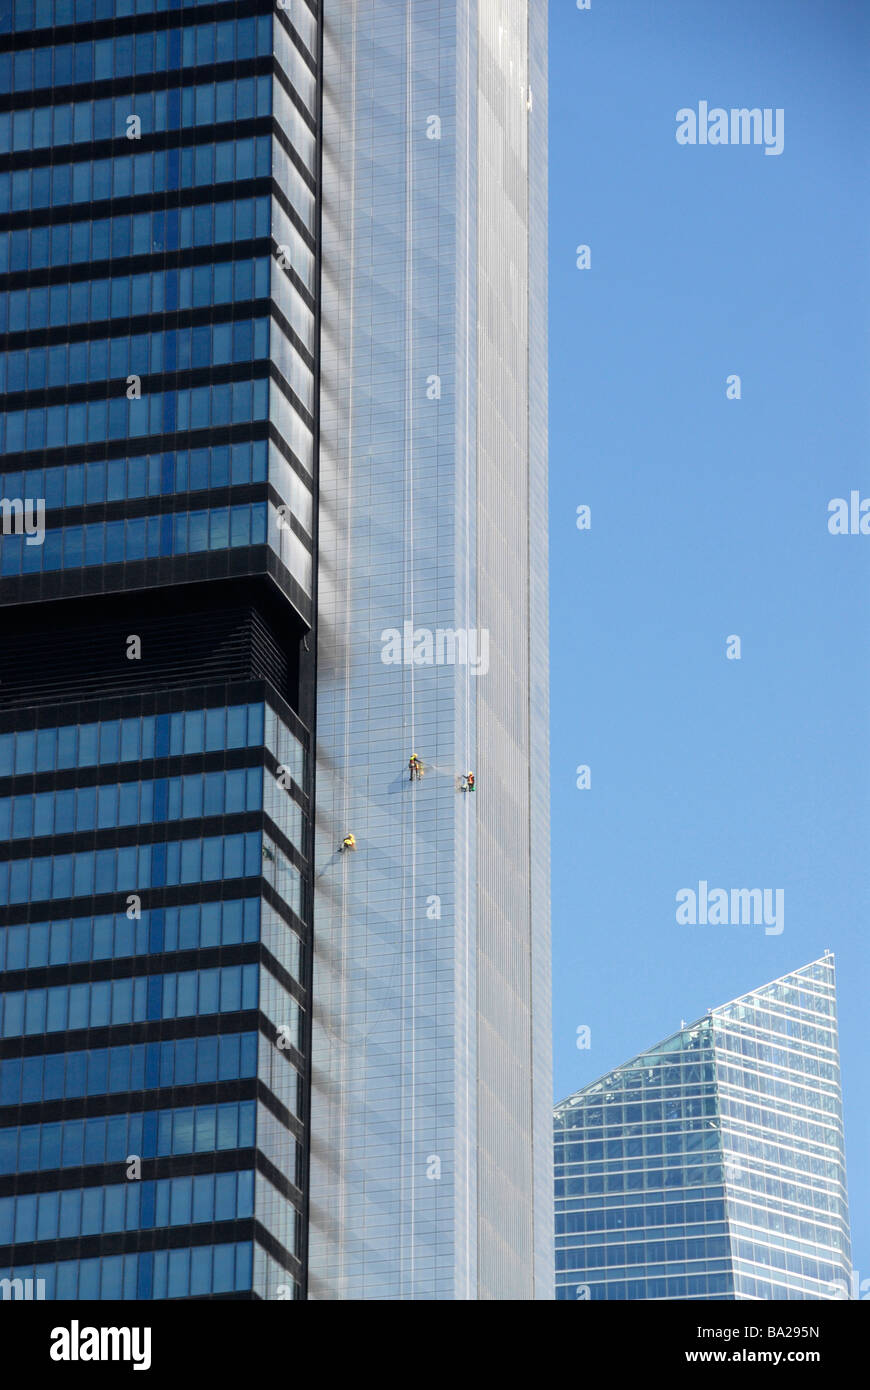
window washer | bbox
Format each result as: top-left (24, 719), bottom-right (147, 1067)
top-left (461, 771), bottom-right (475, 792)
top-left (408, 753), bottom-right (423, 782)
top-left (338, 833), bottom-right (356, 852)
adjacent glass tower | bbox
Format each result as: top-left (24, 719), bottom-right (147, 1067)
top-left (0, 0), bottom-right (319, 1298)
top-left (309, 0), bottom-right (551, 1300)
top-left (554, 956), bottom-right (852, 1301)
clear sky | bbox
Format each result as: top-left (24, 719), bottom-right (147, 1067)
top-left (548, 0), bottom-right (870, 1281)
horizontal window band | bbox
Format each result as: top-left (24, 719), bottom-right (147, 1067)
top-left (32, 482), bottom-right (272, 530)
top-left (0, 839), bottom-right (308, 917)
top-left (34, 487), bottom-right (315, 555)
top-left (0, 366), bottom-right (314, 465)
top-left (0, 1040), bottom-right (302, 1131)
top-left (0, 74), bottom-right (318, 159)
top-left (0, 1158), bottom-right (306, 1254)
top-left (0, 1006), bottom-right (272, 1062)
top-left (0, 180), bottom-right (274, 235)
top-left (0, 238), bottom-right (314, 316)
top-left (0, 1011), bottom-right (304, 1084)
top-left (0, 177), bottom-right (316, 256)
top-left (0, 548), bottom-right (314, 632)
top-left (0, 1218), bottom-right (268, 1275)
top-left (0, 789), bottom-right (308, 871)
top-left (0, 0), bottom-right (279, 54)
top-left (0, 236), bottom-right (272, 295)
top-left (0, 298), bottom-right (279, 356)
top-left (0, 0), bottom-right (319, 75)
top-left (0, 1019), bottom-right (305, 1101)
top-left (0, 679), bottom-right (309, 750)
top-left (0, 742), bottom-right (276, 796)
top-left (0, 110), bottom-right (271, 169)
top-left (0, 359), bottom-right (274, 416)
top-left (0, 809), bottom-right (265, 864)
top-left (0, 353), bottom-right (275, 412)
top-left (0, 321), bottom-right (316, 398)
top-left (0, 416), bottom-right (269, 471)
top-left (0, 940), bottom-right (304, 1012)
top-left (0, 1075), bottom-right (260, 1133)
top-left (0, 418), bottom-right (313, 498)
top-left (0, 114), bottom-right (317, 197)
top-left (0, 1013), bottom-right (268, 1072)
top-left (0, 861), bottom-right (306, 967)
top-left (0, 799), bottom-right (307, 876)
top-left (0, 1148), bottom-right (262, 1206)
top-left (0, 888), bottom-right (309, 981)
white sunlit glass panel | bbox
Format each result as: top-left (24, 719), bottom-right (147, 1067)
top-left (271, 260), bottom-right (315, 355)
top-left (260, 834), bottom-right (301, 918)
top-left (257, 975), bottom-right (300, 1053)
top-left (255, 1172), bottom-right (298, 1258)
top-left (273, 80), bottom-right (316, 176)
top-left (268, 444), bottom-right (313, 534)
top-left (273, 19), bottom-right (317, 118)
top-left (278, 1), bottom-right (318, 63)
top-left (271, 143), bottom-right (315, 234)
top-left (269, 321), bottom-right (314, 412)
top-left (263, 773), bottom-right (303, 846)
top-left (263, 704), bottom-right (305, 787)
top-left (267, 502), bottom-right (312, 595)
top-left (259, 901), bottom-right (302, 981)
top-left (255, 1102), bottom-right (297, 1190)
top-left (270, 199), bottom-right (314, 292)
top-left (268, 384), bottom-right (313, 473)
top-left (257, 1031), bottom-right (301, 1118)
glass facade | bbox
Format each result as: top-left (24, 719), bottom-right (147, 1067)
top-left (0, 0), bottom-right (320, 1299)
top-left (309, 1), bottom-right (551, 1300)
top-left (0, 0), bottom-right (551, 1302)
top-left (554, 956), bottom-right (852, 1301)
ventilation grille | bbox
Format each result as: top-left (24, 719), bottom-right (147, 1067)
top-left (0, 600), bottom-right (294, 709)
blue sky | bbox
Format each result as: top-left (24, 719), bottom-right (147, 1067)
top-left (548, 0), bottom-right (870, 1278)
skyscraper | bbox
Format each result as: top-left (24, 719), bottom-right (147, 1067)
top-left (0, 0), bottom-right (551, 1302)
top-left (554, 956), bottom-right (852, 1301)
top-left (0, 0), bottom-right (320, 1299)
top-left (310, 0), bottom-right (551, 1301)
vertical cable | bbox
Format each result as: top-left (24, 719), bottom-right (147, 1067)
top-left (401, 0), bottom-right (417, 1299)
